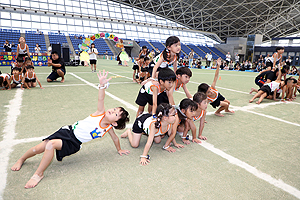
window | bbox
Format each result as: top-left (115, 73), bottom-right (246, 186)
top-left (11, 13), bottom-right (21, 20)
top-left (1, 12), bottom-right (10, 19)
top-left (22, 14), bottom-right (31, 21)
top-left (1, 19), bottom-right (11, 27)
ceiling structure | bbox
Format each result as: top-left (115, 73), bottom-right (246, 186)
top-left (113, 0), bottom-right (300, 42)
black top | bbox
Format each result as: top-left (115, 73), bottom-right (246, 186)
top-left (51, 57), bottom-right (65, 72)
top-left (256, 71), bottom-right (276, 82)
top-left (3, 43), bottom-right (12, 52)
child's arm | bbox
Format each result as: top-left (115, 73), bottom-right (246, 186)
top-left (92, 70), bottom-right (112, 116)
top-left (275, 65), bottom-right (282, 82)
top-left (36, 76), bottom-right (44, 89)
top-left (16, 47), bottom-right (19, 58)
top-left (198, 112), bottom-right (207, 140)
top-left (108, 128), bottom-right (130, 156)
top-left (140, 123), bottom-right (157, 165)
top-left (151, 85), bottom-right (159, 115)
top-left (166, 89), bottom-right (175, 106)
top-left (21, 76), bottom-right (30, 89)
top-left (26, 45), bottom-right (30, 57)
top-left (211, 57), bottom-right (221, 89)
top-left (6, 76), bottom-right (11, 90)
top-left (280, 86), bottom-right (286, 101)
top-left (173, 60), bottom-right (177, 73)
top-left (182, 84), bottom-right (193, 99)
top-left (151, 56), bottom-right (164, 79)
top-left (164, 116), bottom-right (184, 151)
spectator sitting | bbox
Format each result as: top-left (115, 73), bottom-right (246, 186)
top-left (228, 61), bottom-right (234, 70)
top-left (290, 66), bottom-right (298, 75)
top-left (35, 43), bottom-right (41, 54)
top-left (47, 45), bottom-right (52, 54)
top-left (47, 51), bottom-right (66, 83)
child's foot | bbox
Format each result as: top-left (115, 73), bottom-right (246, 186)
top-left (256, 101), bottom-right (261, 104)
top-left (225, 110), bottom-right (235, 113)
top-left (120, 129), bottom-right (129, 138)
top-left (25, 174), bottom-right (44, 189)
top-left (214, 112), bottom-right (224, 117)
top-left (249, 99), bottom-right (253, 103)
top-left (249, 87), bottom-right (255, 94)
top-left (11, 160), bottom-right (24, 171)
top-left (60, 79), bottom-right (65, 83)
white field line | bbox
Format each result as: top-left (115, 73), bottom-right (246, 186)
top-left (199, 141), bottom-right (300, 199)
top-left (0, 89), bottom-right (23, 200)
top-left (42, 82), bottom-right (135, 88)
top-left (68, 72), bottom-right (300, 198)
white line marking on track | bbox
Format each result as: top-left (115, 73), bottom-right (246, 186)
top-left (199, 141), bottom-right (300, 199)
top-left (0, 89), bottom-right (23, 200)
top-left (68, 72), bottom-right (300, 198)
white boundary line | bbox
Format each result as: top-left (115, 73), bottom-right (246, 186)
top-left (0, 89), bottom-right (23, 200)
top-left (69, 72), bottom-right (300, 198)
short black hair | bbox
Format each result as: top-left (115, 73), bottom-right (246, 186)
top-left (51, 51), bottom-right (59, 56)
top-left (142, 46), bottom-right (147, 49)
top-left (158, 68), bottom-right (176, 82)
top-left (25, 56), bottom-right (31, 62)
top-left (193, 92), bottom-right (207, 104)
top-left (198, 83), bottom-right (210, 93)
top-left (114, 107), bottom-right (130, 130)
top-left (144, 57), bottom-right (150, 61)
top-left (176, 67), bottom-right (192, 77)
top-left (276, 46), bottom-right (284, 51)
top-left (12, 67), bottom-right (22, 72)
top-left (16, 57), bottom-right (24, 63)
top-left (26, 65), bottom-right (34, 70)
top-left (139, 55), bottom-right (145, 59)
top-left (179, 98), bottom-right (198, 112)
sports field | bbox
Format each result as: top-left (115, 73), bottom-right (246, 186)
top-left (0, 59), bottom-right (300, 200)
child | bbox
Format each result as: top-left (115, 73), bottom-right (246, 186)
top-left (168, 66), bottom-right (193, 105)
top-left (16, 36), bottom-right (30, 60)
top-left (132, 56), bottom-right (144, 82)
top-left (135, 68), bottom-right (176, 118)
top-left (22, 65), bottom-right (44, 89)
top-left (11, 70), bottom-right (130, 188)
top-left (198, 58), bottom-right (234, 117)
top-left (151, 36), bottom-right (181, 78)
top-left (88, 43), bottom-right (98, 72)
top-left (181, 92), bottom-right (208, 145)
top-left (11, 57), bottom-right (24, 75)
top-left (280, 77), bottom-right (297, 101)
top-left (138, 46), bottom-right (149, 60)
top-left (136, 57), bottom-right (149, 84)
top-left (173, 98), bottom-right (198, 143)
top-left (265, 47), bottom-right (284, 70)
top-left (249, 66), bottom-right (284, 104)
top-left (0, 72), bottom-right (11, 90)
top-left (10, 67), bottom-right (24, 89)
top-left (121, 103), bottom-right (178, 165)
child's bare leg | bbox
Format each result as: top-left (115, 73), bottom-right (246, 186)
top-left (256, 92), bottom-right (267, 104)
top-left (249, 90), bottom-right (263, 103)
top-left (25, 139), bottom-right (62, 189)
top-left (215, 102), bottom-right (227, 117)
top-left (32, 82), bottom-right (36, 87)
top-left (57, 69), bottom-right (65, 83)
top-left (93, 64), bottom-right (97, 71)
top-left (136, 106), bottom-right (144, 118)
top-left (120, 128), bottom-right (142, 148)
top-left (11, 141), bottom-right (48, 171)
top-left (250, 87), bottom-right (258, 94)
top-left (147, 105), bottom-right (152, 114)
top-left (153, 136), bottom-right (161, 144)
top-left (223, 100), bottom-right (234, 113)
top-left (133, 71), bottom-right (136, 82)
top-left (11, 83), bottom-right (17, 88)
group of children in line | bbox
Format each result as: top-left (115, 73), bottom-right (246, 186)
top-left (248, 47), bottom-right (300, 104)
top-left (8, 37), bottom-right (299, 190)
top-left (10, 36), bottom-right (236, 189)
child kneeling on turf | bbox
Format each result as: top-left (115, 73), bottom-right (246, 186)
top-left (181, 92), bottom-right (208, 145)
top-left (121, 103), bottom-right (177, 165)
top-left (11, 70), bottom-right (130, 189)
top-left (198, 58), bottom-right (234, 117)
top-left (22, 65), bottom-right (44, 89)
top-left (249, 66), bottom-right (284, 104)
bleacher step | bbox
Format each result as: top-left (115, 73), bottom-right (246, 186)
top-left (44, 34), bottom-right (50, 51)
top-left (66, 35), bottom-right (75, 56)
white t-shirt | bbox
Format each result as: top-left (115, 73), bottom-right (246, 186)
top-left (226, 54), bottom-right (231, 61)
top-left (35, 47), bottom-right (41, 53)
top-left (88, 48), bottom-right (98, 60)
top-left (48, 46), bottom-right (52, 52)
top-left (207, 54), bottom-right (212, 61)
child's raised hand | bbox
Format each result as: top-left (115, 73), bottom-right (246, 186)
top-left (97, 69), bottom-right (112, 86)
top-left (216, 57), bottom-right (222, 66)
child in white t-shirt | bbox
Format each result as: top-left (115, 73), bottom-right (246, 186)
top-left (88, 43), bottom-right (98, 72)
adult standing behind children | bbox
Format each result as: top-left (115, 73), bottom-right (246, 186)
top-left (47, 51), bottom-right (66, 83)
top-left (207, 52), bottom-right (212, 68)
top-left (3, 40), bottom-right (12, 52)
top-left (16, 37), bottom-right (30, 60)
top-left (188, 49), bottom-right (194, 68)
top-left (225, 52), bottom-right (231, 65)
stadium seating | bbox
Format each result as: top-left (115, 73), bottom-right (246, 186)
top-left (207, 46), bottom-right (226, 59)
top-left (92, 38), bottom-right (113, 56)
top-left (0, 29), bottom-right (20, 53)
top-left (136, 40), bottom-right (153, 51)
top-left (187, 44), bottom-right (206, 58)
top-left (181, 44), bottom-right (198, 58)
top-left (25, 32), bottom-right (47, 53)
top-left (48, 32), bottom-right (71, 54)
top-left (149, 41), bottom-right (165, 52)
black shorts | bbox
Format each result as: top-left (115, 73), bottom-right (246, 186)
top-left (259, 85), bottom-right (271, 96)
top-left (255, 78), bottom-right (266, 88)
top-left (132, 64), bottom-right (139, 70)
top-left (132, 113), bottom-right (152, 134)
top-left (266, 61), bottom-right (273, 69)
top-left (47, 68), bottom-right (66, 81)
top-left (157, 91), bottom-right (170, 105)
top-left (90, 60), bottom-right (97, 64)
top-left (43, 126), bottom-right (82, 161)
top-left (25, 78), bottom-right (36, 83)
top-left (210, 93), bottom-right (225, 108)
top-left (135, 86), bottom-right (153, 106)
top-left (17, 54), bottom-right (26, 60)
